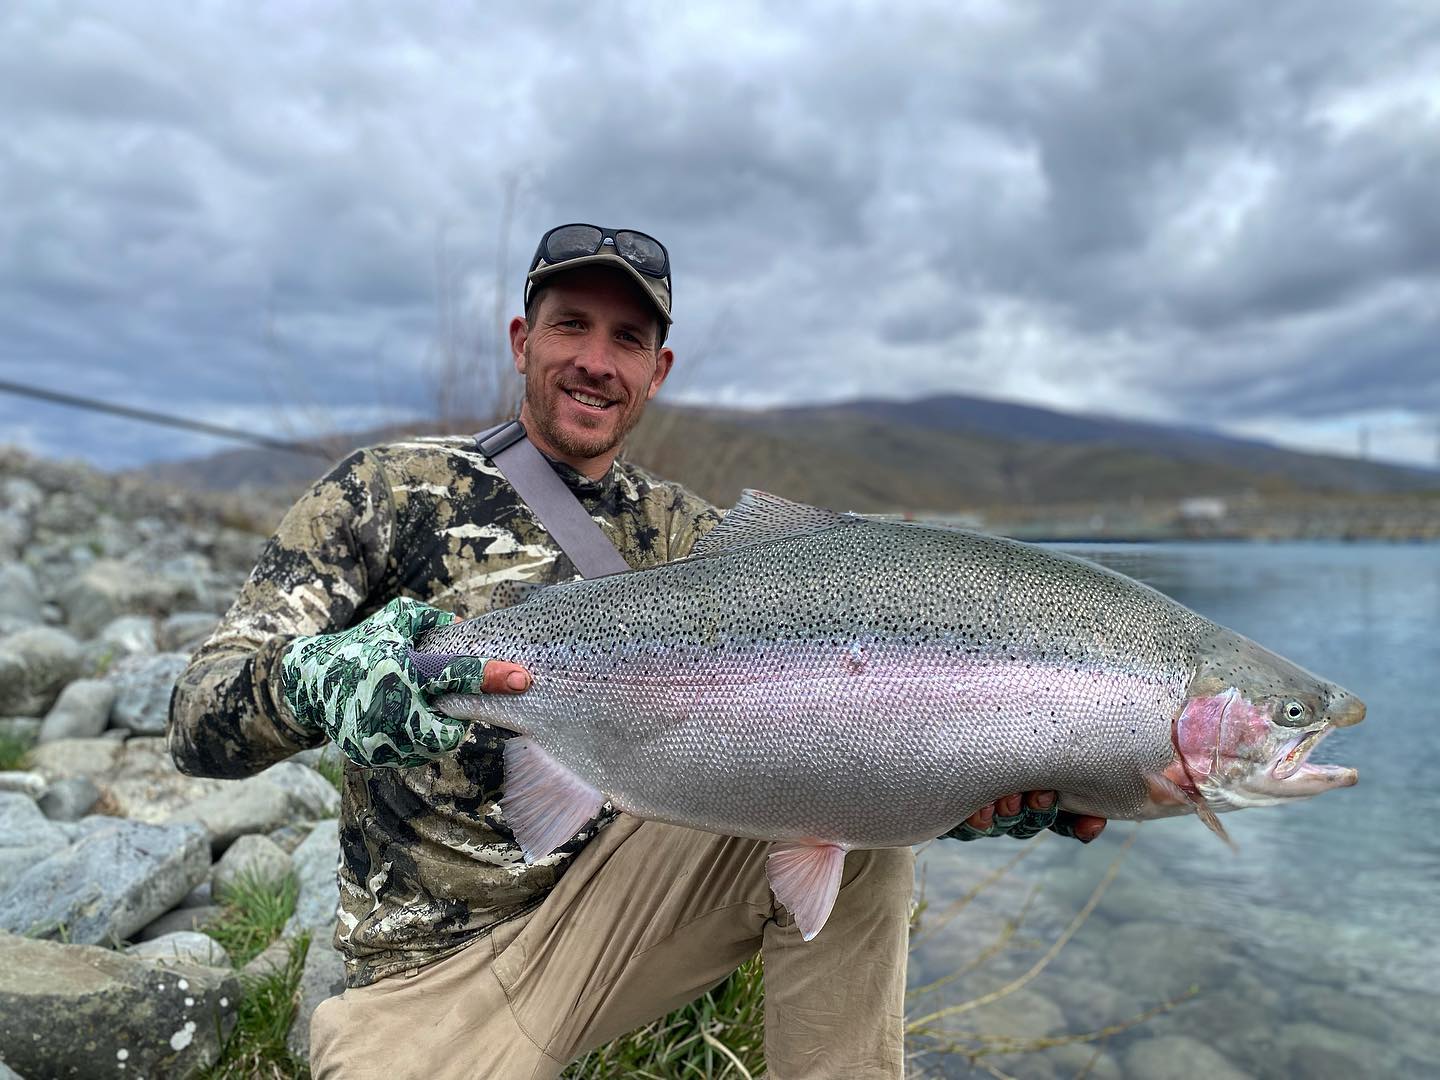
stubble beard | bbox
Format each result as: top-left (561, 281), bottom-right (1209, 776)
top-left (523, 372), bottom-right (645, 463)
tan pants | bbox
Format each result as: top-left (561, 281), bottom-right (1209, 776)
top-left (310, 815), bottom-right (914, 1079)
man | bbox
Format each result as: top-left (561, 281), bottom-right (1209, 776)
top-left (168, 223), bottom-right (1105, 1079)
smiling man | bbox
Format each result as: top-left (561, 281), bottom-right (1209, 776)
top-left (169, 222), bottom-right (1103, 1080)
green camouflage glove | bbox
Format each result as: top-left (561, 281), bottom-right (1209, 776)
top-left (280, 598), bottom-right (492, 768)
top-left (945, 800), bottom-right (1060, 842)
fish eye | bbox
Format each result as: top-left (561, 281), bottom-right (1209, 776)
top-left (1283, 700), bottom-right (1309, 723)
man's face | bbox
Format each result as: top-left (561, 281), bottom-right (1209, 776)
top-left (511, 266), bottom-right (674, 475)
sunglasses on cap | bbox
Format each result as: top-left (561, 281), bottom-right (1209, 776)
top-left (529, 223), bottom-right (671, 280)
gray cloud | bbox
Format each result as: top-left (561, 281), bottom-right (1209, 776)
top-left (1, 0), bottom-right (1438, 467)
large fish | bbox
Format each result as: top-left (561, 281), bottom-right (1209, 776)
top-left (417, 491), bottom-right (1363, 939)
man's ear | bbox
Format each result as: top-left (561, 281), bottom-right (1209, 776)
top-left (509, 316), bottom-right (530, 374)
top-left (647, 347), bottom-right (676, 400)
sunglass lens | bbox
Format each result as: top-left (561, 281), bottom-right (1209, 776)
top-left (615, 231), bottom-right (667, 275)
top-left (545, 224), bottom-right (603, 262)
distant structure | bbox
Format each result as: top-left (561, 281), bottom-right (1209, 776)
top-left (1178, 497), bottom-right (1228, 521)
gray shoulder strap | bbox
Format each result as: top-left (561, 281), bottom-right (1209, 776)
top-left (474, 421), bottom-right (631, 579)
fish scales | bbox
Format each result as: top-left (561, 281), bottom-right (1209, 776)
top-left (421, 511), bottom-right (1207, 846)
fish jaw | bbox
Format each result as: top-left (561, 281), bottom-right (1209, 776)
top-left (1156, 683), bottom-right (1362, 818)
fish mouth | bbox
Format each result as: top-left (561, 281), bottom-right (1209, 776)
top-left (1264, 725), bottom-right (1358, 792)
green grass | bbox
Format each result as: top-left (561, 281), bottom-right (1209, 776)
top-left (0, 730), bottom-right (32, 770)
top-left (201, 871), bottom-right (311, 1079)
top-left (313, 747), bottom-right (344, 795)
top-left (205, 870), bottom-right (299, 968)
top-left (204, 934), bottom-right (312, 1080)
top-left (564, 956), bottom-right (767, 1079)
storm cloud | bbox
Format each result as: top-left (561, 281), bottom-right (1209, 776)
top-left (2, 0), bottom-right (1437, 466)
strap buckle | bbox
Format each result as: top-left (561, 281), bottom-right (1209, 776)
top-left (478, 420), bottom-right (527, 459)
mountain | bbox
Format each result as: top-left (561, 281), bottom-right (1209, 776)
top-left (132, 394), bottom-right (1439, 514)
top-left (781, 395), bottom-right (1429, 495)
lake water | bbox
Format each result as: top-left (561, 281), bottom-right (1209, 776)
top-left (908, 542), bottom-right (1440, 1079)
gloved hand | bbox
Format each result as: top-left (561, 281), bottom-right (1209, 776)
top-left (280, 597), bottom-right (526, 768)
top-left (945, 791), bottom-right (1107, 843)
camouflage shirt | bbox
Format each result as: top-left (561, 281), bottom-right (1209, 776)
top-left (168, 435), bottom-right (721, 987)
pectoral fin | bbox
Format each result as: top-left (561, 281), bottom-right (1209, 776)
top-left (766, 842), bottom-right (847, 941)
top-left (501, 738), bottom-right (605, 861)
top-left (1146, 771), bottom-right (1236, 851)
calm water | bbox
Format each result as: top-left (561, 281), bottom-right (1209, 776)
top-left (910, 543), bottom-right (1440, 1079)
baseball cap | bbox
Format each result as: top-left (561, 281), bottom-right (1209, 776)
top-left (525, 224), bottom-right (672, 328)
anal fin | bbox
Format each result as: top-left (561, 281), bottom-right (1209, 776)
top-left (766, 842), bottom-right (847, 941)
top-left (501, 738), bottom-right (605, 861)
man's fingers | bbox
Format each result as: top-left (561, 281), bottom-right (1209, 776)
top-left (996, 793), bottom-right (1023, 818)
top-left (1071, 815), bottom-right (1106, 842)
top-left (1025, 790), bottom-right (1057, 810)
top-left (481, 661), bottom-right (532, 694)
top-left (966, 804), bottom-right (995, 830)
top-left (1051, 812), bottom-right (1108, 843)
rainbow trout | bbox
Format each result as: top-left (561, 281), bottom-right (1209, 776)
top-left (419, 491), bottom-right (1363, 938)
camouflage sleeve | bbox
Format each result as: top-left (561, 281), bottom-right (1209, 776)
top-left (168, 449), bottom-right (396, 779)
top-left (662, 483), bottom-right (723, 560)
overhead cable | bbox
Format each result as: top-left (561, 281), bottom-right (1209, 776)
top-left (0, 376), bottom-right (333, 459)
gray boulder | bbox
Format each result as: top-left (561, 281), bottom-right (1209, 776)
top-left (212, 834), bottom-right (294, 901)
top-left (93, 736), bottom-right (226, 822)
top-left (38, 677), bottom-right (117, 742)
top-left (284, 819), bottom-right (340, 936)
top-left (159, 612), bottom-right (220, 653)
top-left (267, 820), bottom-right (317, 854)
top-left (0, 564), bottom-right (41, 622)
top-left (178, 880), bottom-right (212, 908)
top-left (263, 760), bottom-right (342, 818)
top-left (0, 614), bottom-right (38, 637)
top-left (0, 817), bottom-right (209, 945)
top-left (0, 771), bottom-right (45, 799)
top-left (61, 552), bottom-right (220, 637)
top-left (37, 775), bottom-right (100, 821)
top-left (26, 735), bottom-right (124, 781)
top-left (126, 930), bottom-right (231, 969)
top-left (0, 930), bottom-right (238, 1079)
top-left (32, 490), bottom-right (100, 537)
top-left (107, 652), bottom-right (190, 735)
top-left (54, 558), bottom-right (135, 639)
top-left (1123, 1035), bottom-right (1250, 1080)
top-left (0, 475), bottom-right (43, 515)
top-left (242, 936), bottom-right (297, 981)
top-left (0, 511), bottom-right (26, 563)
top-left (97, 614), bottom-right (159, 658)
top-left (1098, 920), bottom-right (1240, 1001)
top-left (0, 626), bottom-right (85, 716)
top-left (286, 929), bottom-right (346, 1064)
top-left (169, 763), bottom-right (338, 853)
top-left (136, 905), bottom-right (225, 942)
top-left (0, 791), bottom-right (70, 885)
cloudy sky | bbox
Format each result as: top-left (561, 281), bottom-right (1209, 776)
top-left (3, 0), bottom-right (1438, 469)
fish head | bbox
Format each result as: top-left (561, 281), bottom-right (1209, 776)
top-left (1161, 626), bottom-right (1363, 816)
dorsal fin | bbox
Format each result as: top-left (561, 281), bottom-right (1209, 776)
top-left (691, 489), bottom-right (850, 559)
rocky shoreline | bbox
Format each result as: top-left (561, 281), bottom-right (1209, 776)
top-left (0, 448), bottom-right (339, 1078)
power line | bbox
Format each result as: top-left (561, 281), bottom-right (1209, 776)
top-left (0, 376), bottom-right (333, 458)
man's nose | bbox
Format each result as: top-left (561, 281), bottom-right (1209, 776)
top-left (572, 339), bottom-right (616, 379)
